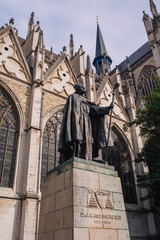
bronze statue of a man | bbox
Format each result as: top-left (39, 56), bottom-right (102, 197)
top-left (58, 84), bottom-right (113, 163)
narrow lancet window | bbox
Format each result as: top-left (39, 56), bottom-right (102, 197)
top-left (41, 111), bottom-right (63, 183)
top-left (138, 66), bottom-right (157, 97)
top-left (103, 127), bottom-right (137, 204)
top-left (0, 87), bottom-right (19, 188)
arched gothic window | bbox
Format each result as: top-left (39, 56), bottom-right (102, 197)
top-left (41, 110), bottom-right (63, 183)
top-left (104, 126), bottom-right (137, 204)
top-left (0, 86), bottom-right (19, 188)
top-left (138, 66), bottom-right (157, 97)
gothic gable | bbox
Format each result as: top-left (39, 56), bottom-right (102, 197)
top-left (97, 80), bottom-right (129, 122)
top-left (43, 54), bottom-right (78, 98)
top-left (0, 27), bottom-right (31, 82)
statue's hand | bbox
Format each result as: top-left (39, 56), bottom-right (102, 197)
top-left (109, 103), bottom-right (114, 109)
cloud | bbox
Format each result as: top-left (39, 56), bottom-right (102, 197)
top-left (0, 0), bottom-right (159, 69)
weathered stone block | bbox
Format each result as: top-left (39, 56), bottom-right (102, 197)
top-left (99, 174), bottom-right (122, 193)
top-left (64, 207), bottom-right (73, 229)
top-left (38, 232), bottom-right (53, 240)
top-left (42, 172), bottom-right (64, 198)
top-left (38, 214), bottom-right (45, 234)
top-left (64, 168), bottom-right (73, 189)
top-left (55, 187), bottom-right (72, 210)
top-left (118, 230), bottom-right (130, 240)
top-left (55, 173), bottom-right (65, 193)
top-left (89, 229), bottom-right (118, 240)
top-left (44, 212), bottom-right (54, 232)
top-left (54, 228), bottom-right (72, 240)
top-left (0, 199), bottom-right (21, 240)
top-left (45, 210), bottom-right (63, 232)
top-left (113, 193), bottom-right (125, 210)
top-left (73, 168), bottom-right (99, 189)
top-left (53, 210), bottom-right (64, 231)
top-left (42, 178), bottom-right (56, 198)
top-left (73, 187), bottom-right (87, 207)
top-left (22, 199), bottom-right (37, 239)
top-left (40, 194), bottom-right (55, 215)
top-left (48, 194), bottom-right (55, 213)
top-left (74, 228), bottom-right (89, 240)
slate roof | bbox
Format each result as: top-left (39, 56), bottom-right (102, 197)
top-left (17, 35), bottom-right (58, 63)
top-left (45, 49), bottom-right (58, 62)
top-left (118, 41), bottom-right (151, 73)
top-left (18, 36), bottom-right (25, 45)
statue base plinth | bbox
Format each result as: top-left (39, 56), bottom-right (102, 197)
top-left (38, 157), bottom-right (130, 240)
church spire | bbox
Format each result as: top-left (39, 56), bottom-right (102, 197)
top-left (149, 0), bottom-right (158, 17)
top-left (27, 12), bottom-right (35, 38)
top-left (95, 23), bottom-right (107, 59)
top-left (93, 22), bottom-right (112, 75)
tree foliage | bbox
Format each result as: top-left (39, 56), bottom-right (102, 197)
top-left (125, 77), bottom-right (160, 202)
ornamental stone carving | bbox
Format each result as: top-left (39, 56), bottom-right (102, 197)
top-left (88, 189), bottom-right (113, 209)
top-left (0, 35), bottom-right (27, 81)
top-left (44, 62), bottom-right (76, 97)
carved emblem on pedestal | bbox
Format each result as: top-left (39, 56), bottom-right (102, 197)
top-left (88, 190), bottom-right (113, 209)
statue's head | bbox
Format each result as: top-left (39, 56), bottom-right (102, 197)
top-left (74, 84), bottom-right (86, 95)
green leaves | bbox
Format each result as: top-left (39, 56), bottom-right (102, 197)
top-left (126, 76), bottom-right (160, 203)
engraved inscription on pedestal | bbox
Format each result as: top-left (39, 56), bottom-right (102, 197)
top-left (74, 188), bottom-right (129, 231)
top-left (77, 208), bottom-right (127, 229)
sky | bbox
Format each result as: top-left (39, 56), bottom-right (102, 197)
top-left (0, 0), bottom-right (160, 70)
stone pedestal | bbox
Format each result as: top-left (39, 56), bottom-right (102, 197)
top-left (38, 157), bottom-right (130, 240)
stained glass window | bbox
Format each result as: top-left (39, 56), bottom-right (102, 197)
top-left (41, 111), bottom-right (63, 183)
top-left (138, 66), bottom-right (157, 97)
top-left (104, 126), bottom-right (137, 204)
top-left (0, 86), bottom-right (19, 188)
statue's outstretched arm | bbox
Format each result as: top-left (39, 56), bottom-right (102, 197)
top-left (89, 103), bottom-right (113, 116)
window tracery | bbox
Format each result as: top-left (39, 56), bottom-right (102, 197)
top-left (103, 127), bottom-right (137, 204)
top-left (138, 66), bottom-right (157, 97)
top-left (41, 111), bottom-right (63, 183)
top-left (0, 87), bottom-right (19, 188)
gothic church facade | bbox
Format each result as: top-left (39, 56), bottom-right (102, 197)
top-left (0, 0), bottom-right (160, 239)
